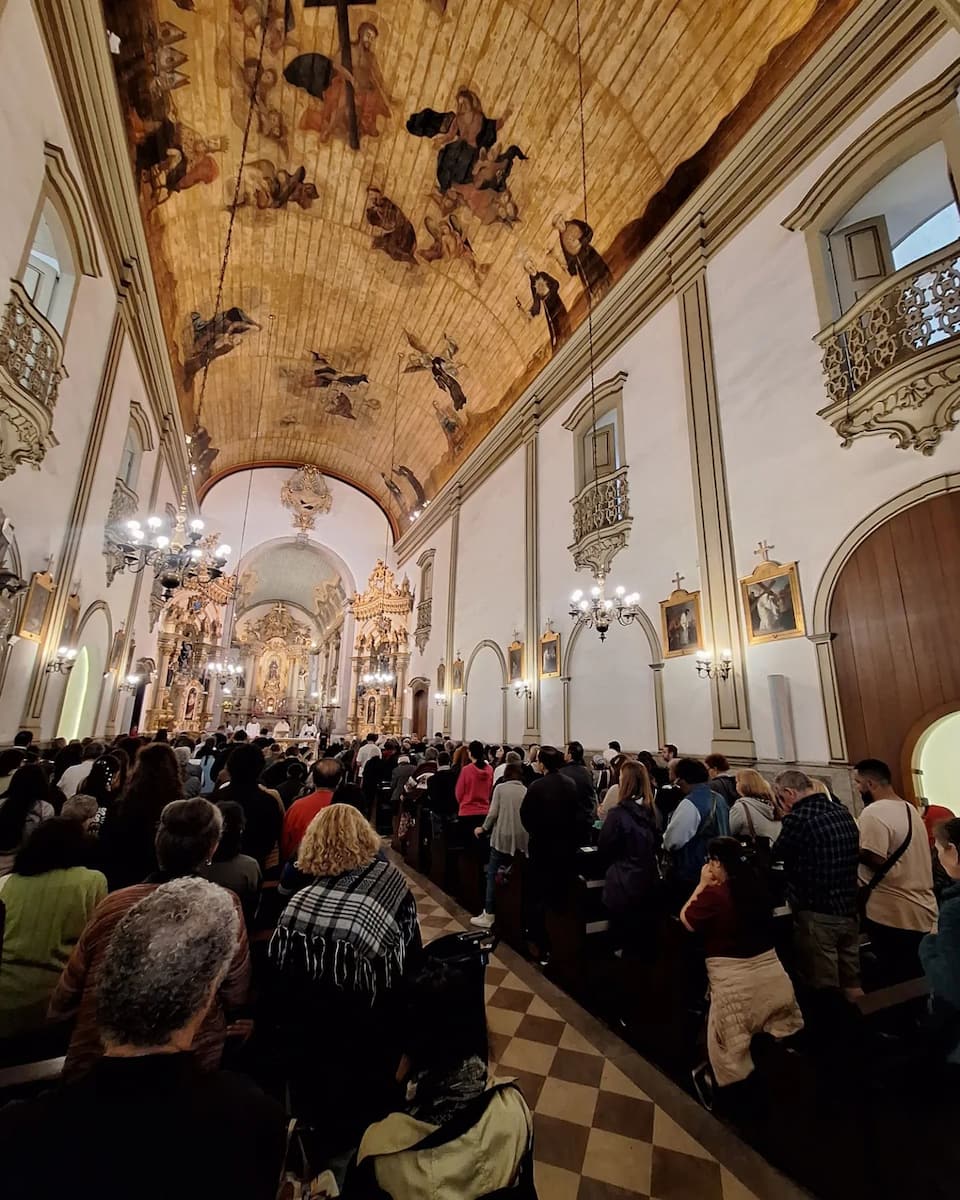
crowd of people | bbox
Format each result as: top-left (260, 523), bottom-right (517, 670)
top-left (0, 723), bottom-right (955, 1196)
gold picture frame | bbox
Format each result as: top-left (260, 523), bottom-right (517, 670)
top-left (660, 588), bottom-right (703, 659)
top-left (539, 629), bottom-right (561, 679)
top-left (18, 572), bottom-right (55, 642)
top-left (508, 639), bottom-right (525, 683)
top-left (436, 661), bottom-right (445, 693)
top-left (451, 656), bottom-right (464, 692)
top-left (740, 560), bottom-right (805, 645)
top-left (60, 592), bottom-right (81, 650)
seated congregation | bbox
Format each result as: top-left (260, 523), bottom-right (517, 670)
top-left (0, 727), bottom-right (955, 1199)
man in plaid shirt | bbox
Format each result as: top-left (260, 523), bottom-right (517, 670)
top-left (774, 769), bottom-right (862, 998)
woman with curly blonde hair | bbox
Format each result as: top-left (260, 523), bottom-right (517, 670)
top-left (268, 804), bottom-right (420, 1154)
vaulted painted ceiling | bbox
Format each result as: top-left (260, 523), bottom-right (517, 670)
top-left (104, 0), bottom-right (848, 520)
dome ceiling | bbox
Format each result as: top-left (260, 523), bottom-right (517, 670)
top-left (104, 0), bottom-right (844, 518)
top-left (237, 539), bottom-right (342, 624)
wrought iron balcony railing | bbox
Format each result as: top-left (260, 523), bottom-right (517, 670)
top-left (0, 279), bottom-right (65, 479)
top-left (572, 467), bottom-right (630, 543)
top-left (816, 240), bottom-right (960, 454)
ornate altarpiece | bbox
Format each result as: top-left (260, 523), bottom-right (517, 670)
top-left (347, 561), bottom-right (413, 738)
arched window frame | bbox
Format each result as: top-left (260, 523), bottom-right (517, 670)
top-left (414, 548), bottom-right (436, 654)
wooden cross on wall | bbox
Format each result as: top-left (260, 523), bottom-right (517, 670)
top-left (754, 540), bottom-right (776, 563)
top-left (672, 571), bottom-right (685, 593)
top-left (304, 0), bottom-right (373, 150)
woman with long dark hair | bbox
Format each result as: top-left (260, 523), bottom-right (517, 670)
top-left (0, 818), bottom-right (106, 1038)
top-left (217, 743), bottom-right (284, 872)
top-left (199, 800), bottom-right (261, 926)
top-left (455, 740), bottom-right (492, 842)
top-left (597, 760), bottom-right (660, 955)
top-left (98, 743), bottom-right (183, 890)
top-left (51, 743), bottom-right (83, 787)
top-left (0, 764), bottom-right (55, 876)
top-left (681, 836), bottom-right (802, 1091)
top-left (76, 754), bottom-right (124, 833)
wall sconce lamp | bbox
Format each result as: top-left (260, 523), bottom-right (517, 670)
top-left (434, 691), bottom-right (446, 707)
top-left (695, 649), bottom-right (733, 681)
top-left (118, 672), bottom-right (143, 694)
top-left (513, 680), bottom-right (532, 699)
top-left (45, 646), bottom-right (78, 674)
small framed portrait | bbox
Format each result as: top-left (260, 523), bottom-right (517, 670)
top-left (740, 560), bottom-right (805, 645)
top-left (660, 588), bottom-right (703, 659)
top-left (508, 639), bottom-right (525, 683)
top-left (436, 661), bottom-right (445, 693)
top-left (17, 571), bottom-right (54, 642)
top-left (539, 629), bottom-right (561, 679)
top-left (60, 592), bottom-right (81, 650)
top-left (452, 656), bottom-right (464, 692)
top-left (108, 627), bottom-right (126, 673)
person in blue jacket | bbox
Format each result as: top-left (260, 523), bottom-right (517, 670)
top-left (662, 758), bottom-right (729, 903)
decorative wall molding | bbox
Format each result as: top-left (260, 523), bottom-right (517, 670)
top-left (41, 142), bottom-right (101, 280)
top-left (31, 0), bottom-right (193, 495)
top-left (127, 399), bottom-right (155, 452)
top-left (523, 403), bottom-right (541, 740)
top-left (673, 218), bottom-right (755, 757)
top-left (561, 371), bottom-right (629, 434)
top-left (394, 0), bottom-right (941, 565)
top-left (0, 279), bottom-right (65, 479)
top-left (103, 475), bottom-right (139, 584)
top-left (413, 547), bottom-right (436, 653)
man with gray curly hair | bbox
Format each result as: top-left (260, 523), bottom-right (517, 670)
top-left (0, 878), bottom-right (286, 1200)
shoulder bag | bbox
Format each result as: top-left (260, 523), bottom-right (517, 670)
top-left (858, 804), bottom-right (913, 918)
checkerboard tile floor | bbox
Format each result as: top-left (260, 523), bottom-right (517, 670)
top-left (405, 871), bottom-right (763, 1200)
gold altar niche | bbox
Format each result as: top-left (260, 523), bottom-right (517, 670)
top-left (235, 602), bottom-right (314, 727)
top-left (146, 582), bottom-right (230, 734)
top-left (348, 561), bottom-right (413, 739)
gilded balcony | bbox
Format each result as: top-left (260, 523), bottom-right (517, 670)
top-left (0, 279), bottom-right (65, 479)
top-left (816, 240), bottom-right (960, 454)
top-left (569, 465), bottom-right (632, 576)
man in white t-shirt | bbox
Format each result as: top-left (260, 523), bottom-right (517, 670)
top-left (356, 732), bottom-right (381, 779)
top-left (59, 742), bottom-right (105, 798)
top-left (855, 757), bottom-right (937, 986)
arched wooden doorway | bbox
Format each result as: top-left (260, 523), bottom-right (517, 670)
top-left (410, 682), bottom-right (428, 739)
top-left (830, 489), bottom-right (960, 796)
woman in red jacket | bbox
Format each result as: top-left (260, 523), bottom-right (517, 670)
top-left (455, 741), bottom-right (493, 842)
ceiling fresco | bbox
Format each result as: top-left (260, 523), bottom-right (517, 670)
top-left (103, 0), bottom-right (853, 520)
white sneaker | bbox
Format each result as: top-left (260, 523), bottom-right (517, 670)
top-left (470, 911), bottom-right (495, 929)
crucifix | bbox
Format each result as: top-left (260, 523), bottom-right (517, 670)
top-left (754, 540), bottom-right (776, 563)
top-left (305, 0), bottom-right (372, 150)
top-left (671, 571), bottom-right (685, 593)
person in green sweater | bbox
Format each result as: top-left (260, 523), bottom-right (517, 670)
top-left (0, 817), bottom-right (106, 1039)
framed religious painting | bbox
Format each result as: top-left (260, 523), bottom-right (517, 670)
top-left (436, 661), bottom-right (445, 693)
top-left (660, 587), bottom-right (703, 659)
top-left (17, 571), bottom-right (54, 642)
top-left (60, 592), bottom-right (81, 651)
top-left (740, 560), bottom-right (805, 645)
top-left (539, 629), bottom-right (561, 679)
top-left (508, 639), bottom-right (524, 683)
top-left (108, 627), bottom-right (126, 672)
top-left (452, 656), bottom-right (464, 692)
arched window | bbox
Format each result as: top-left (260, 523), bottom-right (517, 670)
top-left (827, 143), bottom-right (960, 313)
top-left (20, 200), bottom-right (77, 335)
top-left (414, 548), bottom-right (436, 654)
top-left (119, 424), bottom-right (142, 492)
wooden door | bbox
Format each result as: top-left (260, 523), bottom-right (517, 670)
top-left (411, 686), bottom-right (428, 738)
top-left (830, 490), bottom-right (960, 794)
top-left (828, 215), bottom-right (895, 312)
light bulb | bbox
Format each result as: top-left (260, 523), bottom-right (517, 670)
top-left (579, 599), bottom-right (589, 611)
top-left (217, 544), bottom-right (231, 558)
top-left (615, 586), bottom-right (625, 597)
top-left (126, 519), bottom-right (141, 533)
top-left (190, 547), bottom-right (202, 560)
top-left (721, 648), bottom-right (732, 662)
top-left (222, 686), bottom-right (232, 696)
top-left (604, 599), bottom-right (613, 610)
top-left (155, 535), bottom-right (170, 550)
top-left (57, 646), bottom-right (68, 657)
top-left (627, 592), bottom-right (640, 606)
top-left (591, 586), bottom-right (601, 598)
top-left (67, 649), bottom-right (78, 660)
top-left (147, 516), bottom-right (162, 529)
top-left (190, 518), bottom-right (204, 532)
top-left (131, 528), bottom-right (144, 542)
top-left (571, 589), bottom-right (583, 602)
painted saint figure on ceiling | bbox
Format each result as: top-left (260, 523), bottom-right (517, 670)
top-left (230, 160), bottom-right (319, 211)
top-left (404, 332), bottom-right (468, 411)
top-left (183, 308), bottom-right (261, 390)
top-left (517, 261), bottom-right (570, 350)
top-left (285, 22), bottom-right (393, 147)
top-left (365, 187), bottom-right (417, 264)
top-left (407, 89), bottom-right (526, 226)
top-left (554, 217), bottom-right (613, 302)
